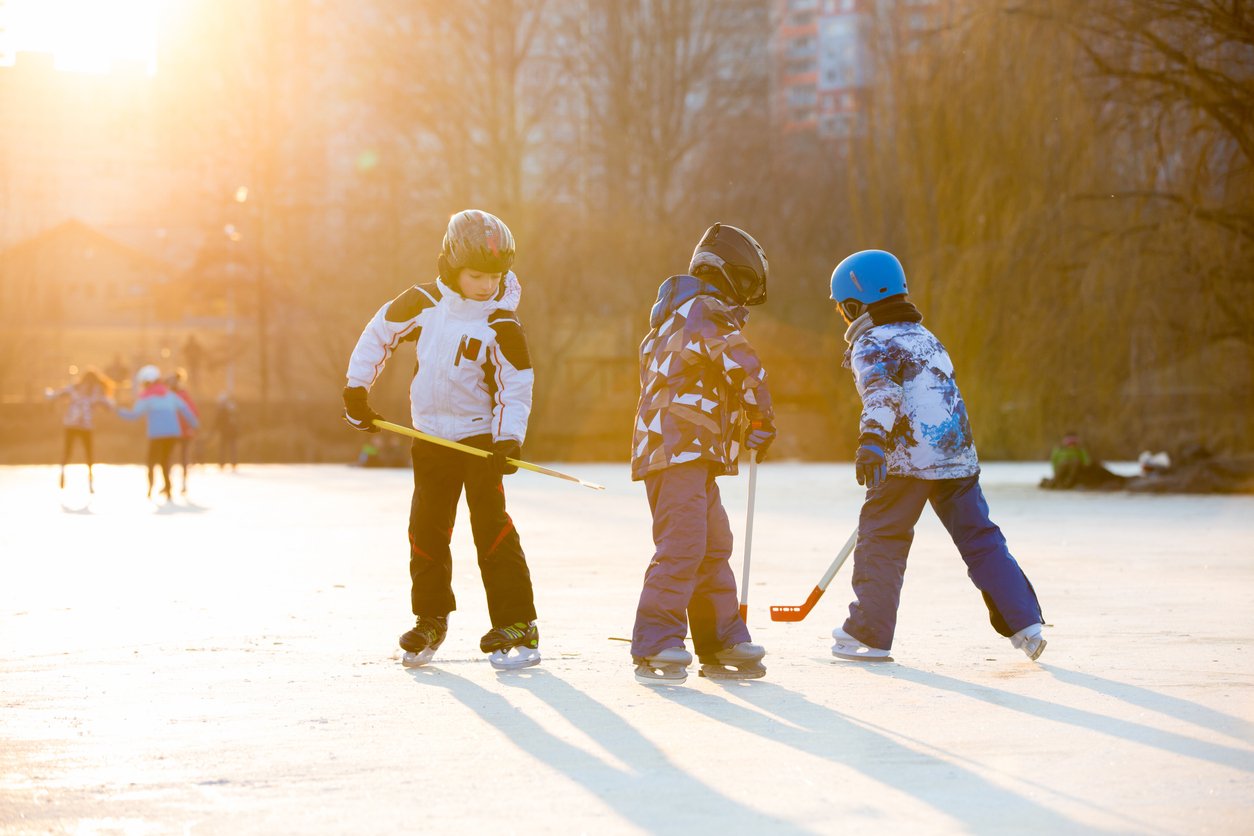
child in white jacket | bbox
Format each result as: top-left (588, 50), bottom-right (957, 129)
top-left (342, 210), bottom-right (540, 670)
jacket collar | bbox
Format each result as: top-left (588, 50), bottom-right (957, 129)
top-left (650, 274), bottom-right (744, 329)
top-left (843, 311), bottom-right (875, 346)
top-left (841, 312), bottom-right (876, 369)
top-left (436, 271), bottom-right (522, 318)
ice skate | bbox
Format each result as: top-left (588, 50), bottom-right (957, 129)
top-left (634, 647), bottom-right (692, 685)
top-left (699, 642), bottom-right (767, 680)
top-left (1010, 623), bottom-right (1046, 661)
top-left (480, 621), bottom-right (541, 670)
top-left (831, 626), bottom-right (892, 662)
top-left (399, 615), bottom-right (448, 667)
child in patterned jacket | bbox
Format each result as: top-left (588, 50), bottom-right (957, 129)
top-left (46, 366), bottom-right (116, 493)
top-left (341, 210), bottom-right (541, 671)
top-left (629, 223), bottom-right (776, 685)
top-left (828, 249), bottom-right (1046, 662)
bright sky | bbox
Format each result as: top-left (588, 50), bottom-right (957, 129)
top-left (0, 0), bottom-right (164, 74)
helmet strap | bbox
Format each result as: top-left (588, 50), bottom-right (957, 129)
top-left (839, 299), bottom-right (864, 324)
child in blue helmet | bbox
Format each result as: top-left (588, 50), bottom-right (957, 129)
top-left (828, 250), bottom-right (1046, 662)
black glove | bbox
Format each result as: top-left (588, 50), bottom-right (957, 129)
top-left (488, 439), bottom-right (521, 476)
top-left (854, 436), bottom-right (888, 489)
top-left (342, 386), bottom-right (383, 432)
top-left (744, 418), bottom-right (776, 462)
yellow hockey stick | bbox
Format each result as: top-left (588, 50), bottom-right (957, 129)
top-left (373, 420), bottom-right (605, 491)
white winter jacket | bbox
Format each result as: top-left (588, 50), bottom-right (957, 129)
top-left (345, 273), bottom-right (534, 444)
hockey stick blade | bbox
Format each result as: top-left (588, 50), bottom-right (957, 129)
top-left (770, 586), bottom-right (823, 622)
top-left (769, 527), bottom-right (858, 623)
top-left (374, 420), bottom-right (605, 490)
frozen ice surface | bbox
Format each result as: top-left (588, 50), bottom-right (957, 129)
top-left (2, 462), bottom-right (1252, 834)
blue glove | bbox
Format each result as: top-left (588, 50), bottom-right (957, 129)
top-left (855, 440), bottom-right (887, 489)
top-left (745, 419), bottom-right (776, 462)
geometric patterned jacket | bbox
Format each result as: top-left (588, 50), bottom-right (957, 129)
top-left (632, 274), bottom-right (774, 481)
top-left (844, 314), bottom-right (979, 480)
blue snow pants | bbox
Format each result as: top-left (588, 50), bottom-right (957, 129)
top-left (631, 461), bottom-right (751, 661)
top-left (843, 474), bottom-right (1043, 651)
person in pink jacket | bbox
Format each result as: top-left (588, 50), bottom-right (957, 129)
top-left (45, 366), bottom-right (116, 493)
top-left (167, 367), bottom-right (201, 495)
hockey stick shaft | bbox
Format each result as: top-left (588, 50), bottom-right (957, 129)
top-left (738, 450), bottom-right (758, 624)
top-left (373, 420), bottom-right (605, 490)
top-left (769, 527), bottom-right (858, 622)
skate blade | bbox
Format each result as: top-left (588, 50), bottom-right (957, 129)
top-left (699, 663), bottom-right (766, 680)
top-left (1026, 638), bottom-right (1046, 661)
top-left (401, 648), bottom-right (438, 667)
top-left (634, 665), bottom-right (687, 685)
top-left (831, 642), bottom-right (892, 662)
top-left (489, 647), bottom-right (541, 671)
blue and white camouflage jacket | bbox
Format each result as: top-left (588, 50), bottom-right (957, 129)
top-left (844, 313), bottom-right (979, 479)
top-left (632, 275), bottom-right (773, 481)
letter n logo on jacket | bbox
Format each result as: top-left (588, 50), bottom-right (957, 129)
top-left (454, 336), bottom-right (483, 367)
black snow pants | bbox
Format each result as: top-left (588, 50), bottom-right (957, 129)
top-left (407, 435), bottom-right (536, 628)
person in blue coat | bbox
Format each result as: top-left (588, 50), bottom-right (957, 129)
top-left (117, 364), bottom-right (199, 500)
top-left (828, 250), bottom-right (1046, 662)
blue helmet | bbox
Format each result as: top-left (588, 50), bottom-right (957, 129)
top-left (829, 250), bottom-right (908, 319)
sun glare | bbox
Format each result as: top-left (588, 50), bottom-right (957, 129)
top-left (2, 0), bottom-right (164, 74)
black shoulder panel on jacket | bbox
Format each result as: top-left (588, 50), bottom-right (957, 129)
top-left (489, 314), bottom-right (532, 371)
top-left (384, 282), bottom-right (441, 323)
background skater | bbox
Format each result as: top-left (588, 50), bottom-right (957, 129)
top-left (45, 366), bottom-right (116, 493)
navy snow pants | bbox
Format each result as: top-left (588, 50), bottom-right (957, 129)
top-left (631, 461), bottom-right (751, 661)
top-left (407, 435), bottom-right (536, 628)
top-left (843, 474), bottom-right (1042, 651)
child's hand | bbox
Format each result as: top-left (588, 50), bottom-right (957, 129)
top-left (745, 419), bottom-right (776, 462)
top-left (342, 386), bottom-right (383, 432)
top-left (489, 439), bottom-right (521, 475)
top-left (855, 440), bottom-right (887, 489)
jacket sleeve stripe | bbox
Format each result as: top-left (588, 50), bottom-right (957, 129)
top-left (492, 344), bottom-right (506, 437)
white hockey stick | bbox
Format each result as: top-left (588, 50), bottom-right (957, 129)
top-left (739, 450), bottom-right (758, 624)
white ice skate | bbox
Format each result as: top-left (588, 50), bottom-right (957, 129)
top-left (699, 642), bottom-right (767, 680)
top-left (488, 646), bottom-right (542, 670)
top-left (634, 647), bottom-right (693, 685)
top-left (481, 622), bottom-right (542, 671)
top-left (401, 648), bottom-right (439, 668)
top-left (831, 627), bottom-right (893, 662)
top-left (1010, 623), bottom-right (1047, 661)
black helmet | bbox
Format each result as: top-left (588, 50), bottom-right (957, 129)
top-left (689, 223), bottom-right (768, 306)
top-left (439, 210), bottom-right (515, 281)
